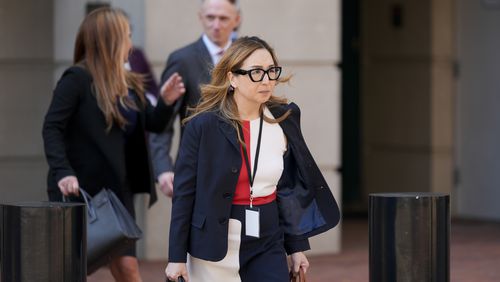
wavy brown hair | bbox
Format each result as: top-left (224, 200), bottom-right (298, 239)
top-left (73, 7), bottom-right (145, 131)
top-left (184, 36), bottom-right (291, 143)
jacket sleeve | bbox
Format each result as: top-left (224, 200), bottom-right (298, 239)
top-left (143, 97), bottom-right (174, 133)
top-left (168, 118), bottom-right (201, 262)
top-left (281, 102), bottom-right (312, 254)
top-left (148, 127), bottom-right (175, 178)
top-left (148, 53), bottom-right (187, 174)
top-left (284, 235), bottom-right (311, 255)
top-left (42, 68), bottom-right (83, 183)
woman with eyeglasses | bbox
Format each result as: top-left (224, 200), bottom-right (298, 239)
top-left (165, 36), bottom-right (340, 282)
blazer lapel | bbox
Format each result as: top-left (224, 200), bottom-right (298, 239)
top-left (268, 103), bottom-right (295, 136)
top-left (195, 37), bottom-right (213, 80)
top-left (269, 103), bottom-right (308, 164)
top-left (217, 117), bottom-right (240, 152)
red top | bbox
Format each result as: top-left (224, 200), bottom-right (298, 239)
top-left (232, 120), bottom-right (276, 205)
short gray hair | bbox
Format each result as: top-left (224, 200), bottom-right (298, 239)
top-left (200, 0), bottom-right (240, 10)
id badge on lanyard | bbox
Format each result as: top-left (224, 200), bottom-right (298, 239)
top-left (239, 111), bottom-right (264, 238)
top-left (245, 206), bottom-right (260, 237)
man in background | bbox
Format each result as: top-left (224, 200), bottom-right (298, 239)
top-left (150, 0), bottom-right (241, 197)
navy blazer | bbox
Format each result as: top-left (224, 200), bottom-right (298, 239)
top-left (168, 102), bottom-right (341, 262)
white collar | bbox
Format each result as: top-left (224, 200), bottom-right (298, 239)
top-left (202, 34), bottom-right (231, 57)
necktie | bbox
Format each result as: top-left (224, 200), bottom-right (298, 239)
top-left (215, 49), bottom-right (224, 64)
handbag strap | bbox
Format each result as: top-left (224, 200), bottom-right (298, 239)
top-left (62, 188), bottom-right (97, 221)
top-left (289, 268), bottom-right (306, 282)
top-left (166, 276), bottom-right (185, 282)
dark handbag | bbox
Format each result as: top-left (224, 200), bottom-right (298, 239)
top-left (66, 188), bottom-right (142, 274)
top-left (289, 268), bottom-right (306, 282)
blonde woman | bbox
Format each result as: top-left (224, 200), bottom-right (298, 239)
top-left (42, 7), bottom-right (184, 281)
top-left (165, 36), bottom-right (340, 282)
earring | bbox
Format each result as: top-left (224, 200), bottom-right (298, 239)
top-left (228, 85), bottom-right (235, 93)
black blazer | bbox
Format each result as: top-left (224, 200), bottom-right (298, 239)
top-left (168, 102), bottom-right (341, 262)
top-left (42, 66), bottom-right (173, 206)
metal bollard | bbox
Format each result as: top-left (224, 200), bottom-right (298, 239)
top-left (1, 202), bottom-right (86, 282)
top-left (369, 193), bottom-right (449, 282)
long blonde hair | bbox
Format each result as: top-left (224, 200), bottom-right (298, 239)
top-left (184, 36), bottom-right (291, 142)
top-left (73, 7), bottom-right (145, 131)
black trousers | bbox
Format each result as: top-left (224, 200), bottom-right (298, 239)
top-left (231, 201), bottom-right (289, 282)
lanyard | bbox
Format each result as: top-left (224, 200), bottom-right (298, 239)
top-left (238, 111), bottom-right (264, 208)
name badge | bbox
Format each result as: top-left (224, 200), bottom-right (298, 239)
top-left (245, 207), bottom-right (260, 238)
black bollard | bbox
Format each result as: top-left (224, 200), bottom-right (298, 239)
top-left (1, 202), bottom-right (86, 282)
top-left (369, 193), bottom-right (449, 282)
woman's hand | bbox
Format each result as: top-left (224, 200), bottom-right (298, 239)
top-left (160, 73), bottom-right (185, 105)
top-left (57, 176), bottom-right (80, 196)
top-left (290, 252), bottom-right (310, 274)
top-left (165, 262), bottom-right (188, 282)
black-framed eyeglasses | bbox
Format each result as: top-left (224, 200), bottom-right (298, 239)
top-left (232, 66), bottom-right (282, 82)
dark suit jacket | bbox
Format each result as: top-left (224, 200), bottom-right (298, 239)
top-left (161, 37), bottom-right (212, 120)
top-left (42, 66), bottom-right (173, 206)
top-left (168, 102), bottom-right (341, 262)
top-left (149, 37), bottom-right (213, 178)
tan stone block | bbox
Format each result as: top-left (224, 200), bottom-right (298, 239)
top-left (281, 64), bottom-right (340, 167)
top-left (145, 0), bottom-right (201, 62)
top-left (0, 66), bottom-right (52, 156)
top-left (239, 0), bottom-right (340, 62)
top-left (0, 0), bottom-right (53, 59)
top-left (0, 158), bottom-right (48, 202)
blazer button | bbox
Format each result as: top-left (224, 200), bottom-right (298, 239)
top-left (231, 167), bottom-right (239, 173)
top-left (223, 192), bottom-right (232, 199)
top-left (219, 218), bottom-right (228, 225)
